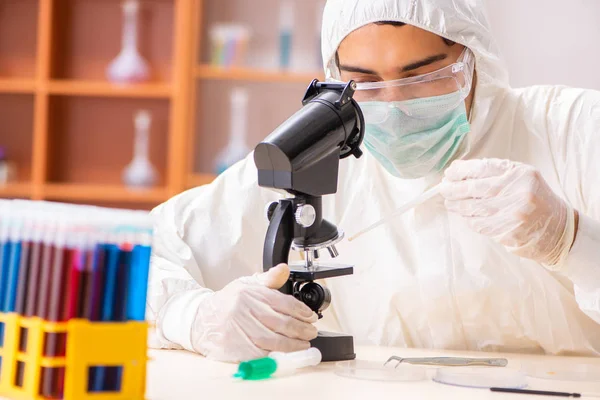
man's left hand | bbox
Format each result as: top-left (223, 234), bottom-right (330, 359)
top-left (440, 158), bottom-right (577, 267)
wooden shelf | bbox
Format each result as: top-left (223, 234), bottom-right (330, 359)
top-left (0, 182), bottom-right (32, 198)
top-left (187, 173), bottom-right (216, 188)
top-left (43, 183), bottom-right (169, 204)
top-left (47, 81), bottom-right (173, 98)
top-left (0, 79), bottom-right (36, 94)
top-left (196, 65), bottom-right (323, 84)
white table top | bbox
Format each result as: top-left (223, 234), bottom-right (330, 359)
top-left (146, 346), bottom-right (600, 400)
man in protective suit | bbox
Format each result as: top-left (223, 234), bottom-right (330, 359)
top-left (147, 0), bottom-right (600, 362)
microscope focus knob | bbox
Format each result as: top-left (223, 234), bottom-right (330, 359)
top-left (295, 204), bottom-right (316, 228)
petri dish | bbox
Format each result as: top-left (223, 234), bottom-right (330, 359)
top-left (433, 366), bottom-right (528, 389)
top-left (335, 360), bottom-right (428, 382)
top-left (520, 361), bottom-right (600, 382)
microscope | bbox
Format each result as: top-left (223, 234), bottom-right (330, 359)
top-left (254, 80), bottom-right (365, 362)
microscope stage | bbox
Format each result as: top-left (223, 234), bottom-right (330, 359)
top-left (288, 263), bottom-right (354, 282)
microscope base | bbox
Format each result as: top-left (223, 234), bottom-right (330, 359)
top-left (311, 331), bottom-right (356, 362)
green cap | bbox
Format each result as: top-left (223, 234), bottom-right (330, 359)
top-left (233, 357), bottom-right (278, 380)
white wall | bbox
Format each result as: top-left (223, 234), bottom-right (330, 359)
top-left (484, 0), bottom-right (600, 89)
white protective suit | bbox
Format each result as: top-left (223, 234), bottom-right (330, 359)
top-left (148, 0), bottom-right (600, 356)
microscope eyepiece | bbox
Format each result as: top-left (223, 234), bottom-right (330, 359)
top-left (254, 80), bottom-right (365, 197)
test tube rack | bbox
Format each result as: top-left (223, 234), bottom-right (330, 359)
top-left (0, 313), bottom-right (147, 400)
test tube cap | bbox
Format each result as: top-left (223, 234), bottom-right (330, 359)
top-left (234, 357), bottom-right (278, 381)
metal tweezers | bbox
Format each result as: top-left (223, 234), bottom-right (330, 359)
top-left (384, 356), bottom-right (508, 368)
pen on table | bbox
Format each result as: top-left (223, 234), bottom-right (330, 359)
top-left (490, 388), bottom-right (600, 398)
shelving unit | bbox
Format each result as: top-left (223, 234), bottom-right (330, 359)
top-left (0, 79), bottom-right (37, 94)
top-left (187, 172), bottom-right (218, 188)
top-left (196, 65), bottom-right (323, 84)
top-left (0, 183), bottom-right (32, 199)
top-left (43, 183), bottom-right (169, 203)
top-left (47, 81), bottom-right (173, 98)
top-left (0, 0), bottom-right (39, 79)
top-left (0, 0), bottom-right (193, 209)
top-left (0, 0), bottom-right (325, 208)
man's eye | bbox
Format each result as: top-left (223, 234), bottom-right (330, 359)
top-left (406, 74), bottom-right (427, 82)
top-left (352, 77), bottom-right (380, 84)
top-left (341, 74), bottom-right (380, 84)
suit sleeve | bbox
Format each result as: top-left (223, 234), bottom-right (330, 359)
top-left (146, 154), bottom-right (283, 350)
top-left (546, 87), bottom-right (600, 323)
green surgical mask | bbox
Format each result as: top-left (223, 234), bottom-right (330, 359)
top-left (359, 91), bottom-right (471, 179)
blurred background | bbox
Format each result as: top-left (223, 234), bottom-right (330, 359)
top-left (0, 0), bottom-right (598, 210)
top-left (485, 0), bottom-right (600, 90)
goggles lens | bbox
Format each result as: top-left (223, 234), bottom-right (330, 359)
top-left (354, 76), bottom-right (464, 102)
top-left (329, 48), bottom-right (475, 118)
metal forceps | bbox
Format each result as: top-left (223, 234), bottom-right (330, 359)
top-left (384, 356), bottom-right (508, 368)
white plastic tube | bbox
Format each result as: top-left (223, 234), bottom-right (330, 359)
top-left (268, 348), bottom-right (322, 375)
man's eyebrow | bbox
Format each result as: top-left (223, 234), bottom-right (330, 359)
top-left (338, 53), bottom-right (448, 76)
top-left (401, 54), bottom-right (447, 72)
top-left (339, 65), bottom-right (378, 75)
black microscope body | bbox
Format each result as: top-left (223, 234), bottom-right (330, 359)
top-left (254, 80), bottom-right (365, 362)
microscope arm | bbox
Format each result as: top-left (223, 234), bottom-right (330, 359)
top-left (263, 199), bottom-right (294, 294)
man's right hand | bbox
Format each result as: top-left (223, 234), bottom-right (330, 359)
top-left (191, 264), bottom-right (319, 363)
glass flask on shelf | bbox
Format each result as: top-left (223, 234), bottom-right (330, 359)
top-left (123, 110), bottom-right (158, 189)
top-left (107, 0), bottom-right (151, 84)
top-left (214, 87), bottom-right (251, 175)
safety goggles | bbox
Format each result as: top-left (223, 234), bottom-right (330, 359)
top-left (328, 48), bottom-right (475, 119)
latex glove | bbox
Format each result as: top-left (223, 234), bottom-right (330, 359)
top-left (440, 158), bottom-right (577, 268)
top-left (191, 264), bottom-right (319, 363)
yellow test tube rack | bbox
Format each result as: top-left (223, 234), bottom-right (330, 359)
top-left (0, 313), bottom-right (147, 400)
